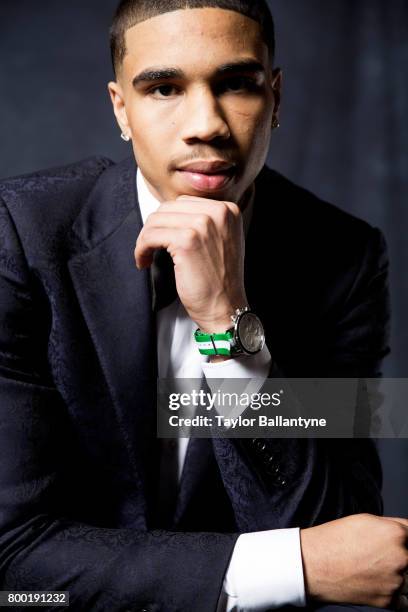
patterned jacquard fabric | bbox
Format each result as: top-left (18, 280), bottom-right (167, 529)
top-left (0, 156), bottom-right (390, 611)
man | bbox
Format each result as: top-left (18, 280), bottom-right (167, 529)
top-left (0, 1), bottom-right (407, 611)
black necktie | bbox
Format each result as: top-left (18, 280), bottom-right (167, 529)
top-left (149, 249), bottom-right (178, 526)
top-left (150, 249), bottom-right (178, 311)
top-left (152, 437), bottom-right (179, 528)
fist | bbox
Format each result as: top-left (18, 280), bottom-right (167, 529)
top-left (134, 195), bottom-right (249, 332)
top-left (300, 513), bottom-right (408, 609)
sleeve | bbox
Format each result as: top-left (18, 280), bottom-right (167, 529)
top-left (274, 226), bottom-right (390, 522)
top-left (208, 227), bottom-right (389, 609)
top-left (201, 343), bottom-right (272, 381)
top-left (217, 528), bottom-right (306, 612)
top-left (225, 528), bottom-right (305, 611)
top-left (211, 227), bottom-right (390, 533)
top-left (0, 196), bottom-right (238, 612)
top-left (326, 227), bottom-right (390, 378)
top-left (202, 343), bottom-right (272, 416)
top-left (204, 346), bottom-right (304, 611)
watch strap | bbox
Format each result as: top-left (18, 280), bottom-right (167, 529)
top-left (194, 329), bottom-right (234, 356)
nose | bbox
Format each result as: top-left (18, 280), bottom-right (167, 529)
top-left (181, 87), bottom-right (231, 143)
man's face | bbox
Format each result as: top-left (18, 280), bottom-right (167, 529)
top-left (108, 8), bottom-right (281, 205)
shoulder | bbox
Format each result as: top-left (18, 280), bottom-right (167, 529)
top-left (257, 165), bottom-right (374, 236)
top-left (255, 165), bottom-right (386, 264)
top-left (0, 155), bottom-right (114, 219)
top-left (0, 156), bottom-right (115, 260)
top-left (0, 155), bottom-right (113, 195)
top-left (252, 166), bottom-right (388, 325)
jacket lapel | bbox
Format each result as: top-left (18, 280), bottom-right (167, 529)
top-left (66, 159), bottom-right (283, 530)
top-left (67, 157), bottom-right (157, 525)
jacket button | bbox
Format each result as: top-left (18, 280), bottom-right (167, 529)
top-left (256, 440), bottom-right (267, 452)
top-left (266, 462), bottom-right (280, 475)
top-left (275, 475), bottom-right (287, 487)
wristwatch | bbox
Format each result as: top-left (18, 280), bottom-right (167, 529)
top-left (194, 307), bottom-right (265, 357)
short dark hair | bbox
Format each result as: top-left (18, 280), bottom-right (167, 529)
top-left (110, 0), bottom-right (275, 77)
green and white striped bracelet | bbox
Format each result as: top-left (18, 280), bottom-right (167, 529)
top-left (194, 329), bottom-right (234, 356)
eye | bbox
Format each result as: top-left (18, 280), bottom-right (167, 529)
top-left (148, 84), bottom-right (179, 98)
top-left (221, 76), bottom-right (260, 93)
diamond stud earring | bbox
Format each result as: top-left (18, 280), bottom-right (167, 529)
top-left (272, 117), bottom-right (280, 130)
top-left (121, 132), bottom-right (130, 142)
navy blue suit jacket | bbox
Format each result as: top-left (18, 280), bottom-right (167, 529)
top-left (0, 156), bottom-right (390, 611)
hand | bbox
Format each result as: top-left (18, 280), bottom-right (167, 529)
top-left (300, 513), bottom-right (408, 609)
top-left (134, 195), bottom-right (248, 333)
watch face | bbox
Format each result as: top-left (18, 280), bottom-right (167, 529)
top-left (237, 312), bottom-right (265, 354)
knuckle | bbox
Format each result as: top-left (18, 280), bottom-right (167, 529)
top-left (354, 512), bottom-right (373, 526)
top-left (394, 522), bottom-right (408, 542)
top-left (182, 228), bottom-right (199, 250)
top-left (359, 512), bottom-right (372, 519)
top-left (377, 595), bottom-right (393, 608)
top-left (194, 214), bottom-right (210, 235)
top-left (397, 573), bottom-right (406, 590)
top-left (148, 211), bottom-right (160, 223)
top-left (396, 552), bottom-right (408, 571)
top-left (228, 201), bottom-right (241, 217)
top-left (134, 235), bottom-right (144, 252)
top-left (138, 227), bottom-right (150, 245)
top-left (216, 204), bottom-right (229, 225)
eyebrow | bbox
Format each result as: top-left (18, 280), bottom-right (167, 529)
top-left (132, 59), bottom-right (265, 87)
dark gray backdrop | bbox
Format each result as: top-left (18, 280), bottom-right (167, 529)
top-left (1, 0), bottom-right (407, 514)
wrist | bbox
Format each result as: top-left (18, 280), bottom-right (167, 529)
top-left (209, 354), bottom-right (231, 363)
top-left (194, 306), bottom-right (265, 359)
top-left (194, 299), bottom-right (249, 334)
top-left (197, 317), bottom-right (233, 335)
top-left (299, 527), bottom-right (325, 603)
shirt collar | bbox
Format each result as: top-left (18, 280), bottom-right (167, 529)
top-left (136, 167), bottom-right (254, 237)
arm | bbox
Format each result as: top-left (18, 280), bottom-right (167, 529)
top-left (227, 227), bottom-right (390, 527)
top-left (205, 227), bottom-right (392, 610)
top-left (204, 347), bottom-right (306, 611)
top-left (135, 196), bottom-right (402, 609)
top-left (0, 197), bottom-right (238, 612)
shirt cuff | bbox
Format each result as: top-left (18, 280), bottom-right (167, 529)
top-left (222, 528), bottom-right (306, 611)
top-left (201, 344), bottom-right (272, 421)
top-left (201, 343), bottom-right (272, 379)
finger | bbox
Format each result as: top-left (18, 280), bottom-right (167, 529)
top-left (145, 211), bottom-right (212, 230)
top-left (382, 516), bottom-right (408, 529)
top-left (158, 201), bottom-right (225, 213)
top-left (176, 195), bottom-right (210, 201)
top-left (176, 195), bottom-right (241, 216)
top-left (134, 227), bottom-right (198, 269)
top-left (135, 227), bottom-right (173, 269)
top-left (144, 212), bottom-right (219, 243)
top-left (176, 195), bottom-right (229, 202)
top-left (156, 201), bottom-right (241, 227)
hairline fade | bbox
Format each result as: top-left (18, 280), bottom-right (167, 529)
top-left (110, 0), bottom-right (275, 77)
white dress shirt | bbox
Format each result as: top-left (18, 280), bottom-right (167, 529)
top-left (136, 168), bottom-right (306, 611)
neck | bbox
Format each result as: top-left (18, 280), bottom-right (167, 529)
top-left (238, 182), bottom-right (255, 214)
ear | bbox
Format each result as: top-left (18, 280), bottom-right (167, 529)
top-left (271, 68), bottom-right (282, 120)
top-left (107, 80), bottom-right (131, 138)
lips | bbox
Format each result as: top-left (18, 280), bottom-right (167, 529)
top-left (176, 160), bottom-right (236, 192)
top-left (177, 160), bottom-right (235, 174)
